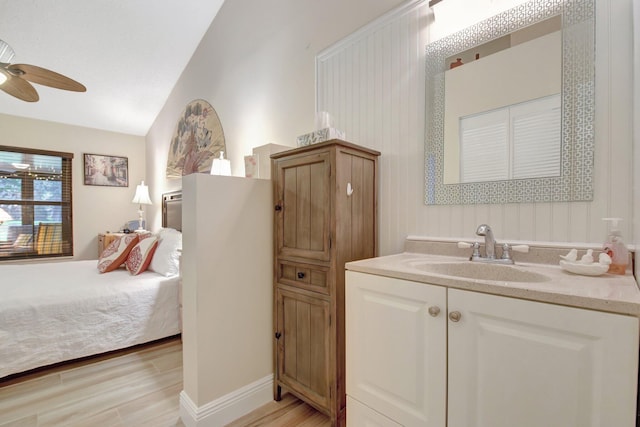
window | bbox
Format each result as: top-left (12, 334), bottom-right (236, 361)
top-left (459, 94), bottom-right (561, 183)
top-left (0, 146), bottom-right (73, 260)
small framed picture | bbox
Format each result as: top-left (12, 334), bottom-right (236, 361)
top-left (83, 153), bottom-right (129, 187)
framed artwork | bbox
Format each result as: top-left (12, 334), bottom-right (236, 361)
top-left (166, 99), bottom-right (226, 178)
top-left (83, 153), bottom-right (129, 187)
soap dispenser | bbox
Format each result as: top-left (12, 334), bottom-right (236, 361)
top-left (602, 218), bottom-right (629, 275)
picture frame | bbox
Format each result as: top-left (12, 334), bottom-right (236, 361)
top-left (83, 153), bottom-right (129, 187)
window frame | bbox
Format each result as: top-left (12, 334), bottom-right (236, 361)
top-left (0, 145), bottom-right (74, 260)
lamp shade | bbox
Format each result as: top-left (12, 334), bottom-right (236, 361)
top-left (210, 151), bottom-right (231, 176)
top-left (132, 181), bottom-right (152, 205)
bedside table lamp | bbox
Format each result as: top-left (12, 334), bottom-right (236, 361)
top-left (131, 181), bottom-right (152, 232)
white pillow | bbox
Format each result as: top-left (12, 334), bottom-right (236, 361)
top-left (149, 228), bottom-right (182, 277)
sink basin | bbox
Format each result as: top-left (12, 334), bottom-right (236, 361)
top-left (409, 261), bottom-right (550, 283)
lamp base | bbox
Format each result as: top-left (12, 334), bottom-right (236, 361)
top-left (135, 208), bottom-right (147, 233)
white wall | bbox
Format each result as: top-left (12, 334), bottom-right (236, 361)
top-left (633, 1), bottom-right (640, 283)
top-left (181, 174), bottom-right (272, 415)
top-left (317, 0), bottom-right (634, 255)
top-left (145, 0), bottom-right (407, 232)
top-left (0, 113), bottom-right (146, 260)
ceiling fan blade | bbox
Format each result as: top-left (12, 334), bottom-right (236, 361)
top-left (8, 64), bottom-right (86, 92)
top-left (0, 73), bottom-right (39, 102)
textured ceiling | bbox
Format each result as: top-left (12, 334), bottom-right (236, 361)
top-left (0, 0), bottom-right (224, 136)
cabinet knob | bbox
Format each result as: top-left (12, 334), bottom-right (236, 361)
top-left (297, 272), bottom-right (305, 279)
top-left (275, 204), bottom-right (282, 211)
top-left (428, 306), bottom-right (441, 317)
top-left (448, 311), bottom-right (462, 322)
top-left (275, 332), bottom-right (282, 339)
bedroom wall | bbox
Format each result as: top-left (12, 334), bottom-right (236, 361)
top-left (317, 0), bottom-right (635, 255)
top-left (144, 0), bottom-right (407, 233)
top-left (0, 113), bottom-right (146, 260)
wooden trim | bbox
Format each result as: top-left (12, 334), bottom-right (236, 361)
top-left (0, 145), bottom-right (74, 159)
top-left (270, 139), bottom-right (380, 160)
top-left (428, 0), bottom-right (443, 6)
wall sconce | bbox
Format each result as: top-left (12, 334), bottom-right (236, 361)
top-left (211, 151), bottom-right (231, 176)
top-left (131, 181), bottom-right (152, 232)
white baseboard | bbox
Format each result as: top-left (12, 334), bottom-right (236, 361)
top-left (180, 375), bottom-right (273, 427)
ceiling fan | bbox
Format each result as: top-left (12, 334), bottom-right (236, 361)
top-left (0, 39), bottom-right (86, 102)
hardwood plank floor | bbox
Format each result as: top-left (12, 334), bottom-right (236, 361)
top-left (0, 337), bottom-right (329, 427)
top-left (0, 337), bottom-right (184, 427)
top-left (225, 394), bottom-right (330, 427)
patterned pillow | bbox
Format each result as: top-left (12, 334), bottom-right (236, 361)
top-left (97, 234), bottom-right (139, 273)
top-left (126, 235), bottom-right (159, 275)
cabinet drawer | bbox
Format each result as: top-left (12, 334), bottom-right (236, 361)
top-left (278, 261), bottom-right (330, 294)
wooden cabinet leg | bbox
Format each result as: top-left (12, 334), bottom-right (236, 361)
top-left (274, 384), bottom-right (282, 401)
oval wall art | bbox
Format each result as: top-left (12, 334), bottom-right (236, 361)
top-left (166, 99), bottom-right (226, 178)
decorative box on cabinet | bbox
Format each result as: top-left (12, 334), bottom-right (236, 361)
top-left (346, 271), bottom-right (639, 427)
top-left (271, 139), bottom-right (380, 426)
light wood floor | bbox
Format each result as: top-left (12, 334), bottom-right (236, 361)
top-left (226, 394), bottom-right (330, 427)
top-left (0, 337), bottom-right (329, 427)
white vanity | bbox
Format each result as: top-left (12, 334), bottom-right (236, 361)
top-left (345, 238), bottom-right (640, 427)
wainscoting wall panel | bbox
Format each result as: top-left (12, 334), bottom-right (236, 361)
top-left (316, 0), bottom-right (633, 256)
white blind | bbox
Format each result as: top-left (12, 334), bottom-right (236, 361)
top-left (460, 94), bottom-right (561, 183)
top-left (460, 110), bottom-right (509, 183)
top-left (511, 95), bottom-right (561, 179)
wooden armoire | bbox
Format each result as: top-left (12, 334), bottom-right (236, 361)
top-left (271, 139), bottom-right (380, 426)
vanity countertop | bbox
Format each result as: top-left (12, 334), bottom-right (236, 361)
top-left (346, 251), bottom-right (640, 316)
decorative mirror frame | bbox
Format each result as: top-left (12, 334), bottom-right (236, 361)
top-left (424, 0), bottom-right (595, 205)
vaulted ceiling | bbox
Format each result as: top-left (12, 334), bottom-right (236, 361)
top-left (0, 0), bottom-right (225, 136)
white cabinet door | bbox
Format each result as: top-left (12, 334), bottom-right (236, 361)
top-left (347, 396), bottom-right (402, 427)
top-left (346, 271), bottom-right (447, 427)
top-left (447, 288), bottom-right (639, 427)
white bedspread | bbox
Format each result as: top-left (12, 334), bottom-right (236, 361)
top-left (0, 260), bottom-right (180, 378)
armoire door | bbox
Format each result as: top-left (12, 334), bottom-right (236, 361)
top-left (274, 151), bottom-right (331, 262)
top-left (276, 287), bottom-right (332, 411)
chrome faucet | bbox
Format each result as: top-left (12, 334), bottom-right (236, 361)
top-left (459, 224), bottom-right (530, 264)
top-left (476, 224), bottom-right (496, 259)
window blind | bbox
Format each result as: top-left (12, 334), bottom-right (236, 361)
top-left (0, 146), bottom-right (73, 260)
top-left (459, 94), bottom-right (561, 183)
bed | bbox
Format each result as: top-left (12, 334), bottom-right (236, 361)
top-left (0, 261), bottom-right (180, 378)
top-left (0, 191), bottom-right (182, 379)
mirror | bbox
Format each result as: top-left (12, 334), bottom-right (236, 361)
top-left (425, 0), bottom-right (595, 205)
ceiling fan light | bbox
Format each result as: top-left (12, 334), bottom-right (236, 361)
top-left (0, 72), bottom-right (6, 85)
